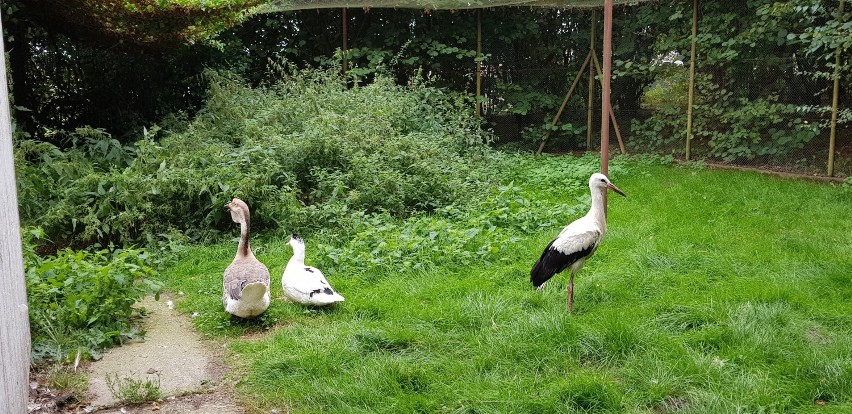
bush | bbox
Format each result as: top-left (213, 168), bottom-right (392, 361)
top-left (313, 153), bottom-right (629, 274)
top-left (23, 229), bottom-right (162, 362)
top-left (16, 66), bottom-right (496, 246)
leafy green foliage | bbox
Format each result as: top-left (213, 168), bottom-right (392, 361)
top-left (23, 229), bottom-right (162, 362)
top-left (631, 72), bottom-right (820, 160)
top-left (16, 67), bottom-right (495, 246)
top-left (310, 153), bottom-right (624, 274)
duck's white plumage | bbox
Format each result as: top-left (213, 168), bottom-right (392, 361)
top-left (282, 236), bottom-right (344, 306)
top-left (531, 173), bottom-right (626, 313)
top-left (223, 198), bottom-right (271, 318)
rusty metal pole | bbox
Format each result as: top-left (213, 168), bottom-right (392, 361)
top-left (685, 0), bottom-right (698, 161)
top-left (601, 0), bottom-right (613, 176)
top-left (587, 10), bottom-right (596, 150)
top-left (476, 9), bottom-right (483, 118)
top-left (828, 0), bottom-right (845, 176)
top-left (342, 8), bottom-right (349, 74)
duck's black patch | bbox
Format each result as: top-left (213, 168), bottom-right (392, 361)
top-left (309, 288), bottom-right (322, 297)
top-left (304, 267), bottom-right (314, 273)
top-left (323, 287), bottom-right (334, 295)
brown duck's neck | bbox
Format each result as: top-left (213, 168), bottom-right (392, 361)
top-left (237, 216), bottom-right (251, 258)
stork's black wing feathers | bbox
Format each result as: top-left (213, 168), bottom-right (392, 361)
top-left (530, 239), bottom-right (596, 288)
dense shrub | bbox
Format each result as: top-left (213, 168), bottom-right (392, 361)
top-left (313, 153), bottom-right (629, 274)
top-left (16, 66), bottom-right (496, 246)
top-left (23, 229), bottom-right (162, 362)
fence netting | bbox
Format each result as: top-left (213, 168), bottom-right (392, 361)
top-left (260, 3), bottom-right (849, 178)
top-left (258, 0), bottom-right (652, 12)
top-left (471, 57), bottom-right (849, 178)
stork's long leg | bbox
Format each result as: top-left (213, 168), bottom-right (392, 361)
top-left (567, 271), bottom-right (575, 314)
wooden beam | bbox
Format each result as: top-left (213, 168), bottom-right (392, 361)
top-left (586, 10), bottom-right (596, 150)
top-left (828, 0), bottom-right (845, 176)
top-left (685, 0), bottom-right (699, 161)
top-left (0, 15), bottom-right (31, 413)
top-left (537, 52), bottom-right (592, 154)
top-left (476, 9), bottom-right (483, 118)
top-left (342, 8), bottom-right (349, 74)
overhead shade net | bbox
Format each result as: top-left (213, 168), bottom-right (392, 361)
top-left (256, 0), bottom-right (652, 12)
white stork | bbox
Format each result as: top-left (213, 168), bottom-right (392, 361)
top-left (531, 172), bottom-right (626, 313)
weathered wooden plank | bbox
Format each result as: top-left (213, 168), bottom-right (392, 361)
top-left (0, 15), bottom-right (32, 413)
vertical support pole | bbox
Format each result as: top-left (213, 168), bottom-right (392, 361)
top-left (0, 15), bottom-right (31, 413)
top-left (476, 9), bottom-right (483, 118)
top-left (587, 10), bottom-right (596, 150)
top-left (538, 53), bottom-right (592, 154)
top-left (601, 0), bottom-right (613, 176)
top-left (342, 8), bottom-right (349, 74)
top-left (685, 0), bottom-right (699, 161)
top-left (828, 0), bottom-right (845, 176)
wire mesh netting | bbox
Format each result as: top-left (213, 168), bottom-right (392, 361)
top-left (257, 0), bottom-right (653, 12)
top-left (474, 58), bottom-right (850, 178)
top-left (254, 4), bottom-right (849, 178)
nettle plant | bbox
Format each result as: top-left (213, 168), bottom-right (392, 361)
top-left (16, 66), bottom-right (496, 247)
top-left (23, 228), bottom-right (162, 363)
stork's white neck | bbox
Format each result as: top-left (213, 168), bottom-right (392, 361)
top-left (586, 186), bottom-right (608, 233)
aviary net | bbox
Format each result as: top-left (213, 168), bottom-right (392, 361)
top-left (257, 0), bottom-right (652, 12)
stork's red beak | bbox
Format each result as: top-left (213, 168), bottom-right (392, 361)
top-left (607, 183), bottom-right (626, 197)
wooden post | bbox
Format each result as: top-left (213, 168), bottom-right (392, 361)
top-left (601, 0), bottom-right (613, 175)
top-left (342, 8), bottom-right (349, 74)
top-left (685, 0), bottom-right (698, 161)
top-left (0, 15), bottom-right (31, 413)
top-left (586, 10), bottom-right (596, 150)
top-left (537, 53), bottom-right (592, 154)
top-left (828, 0), bottom-right (845, 176)
top-left (476, 9), bottom-right (483, 117)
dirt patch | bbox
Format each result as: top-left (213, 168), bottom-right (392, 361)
top-left (86, 295), bottom-right (242, 413)
top-left (28, 294), bottom-right (244, 413)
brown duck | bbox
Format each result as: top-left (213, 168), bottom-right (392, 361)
top-left (223, 198), bottom-right (270, 318)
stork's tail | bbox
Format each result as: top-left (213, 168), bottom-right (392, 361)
top-left (530, 260), bottom-right (552, 289)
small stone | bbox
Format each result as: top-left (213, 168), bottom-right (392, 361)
top-left (147, 368), bottom-right (158, 374)
top-left (167, 300), bottom-right (175, 310)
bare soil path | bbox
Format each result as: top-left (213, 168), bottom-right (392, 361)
top-left (84, 295), bottom-right (243, 413)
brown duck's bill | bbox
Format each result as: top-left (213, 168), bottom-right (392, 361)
top-left (607, 183), bottom-right (627, 197)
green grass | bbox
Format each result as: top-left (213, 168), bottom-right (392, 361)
top-left (160, 156), bottom-right (852, 413)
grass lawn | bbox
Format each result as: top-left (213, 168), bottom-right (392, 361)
top-left (160, 156), bottom-right (852, 413)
